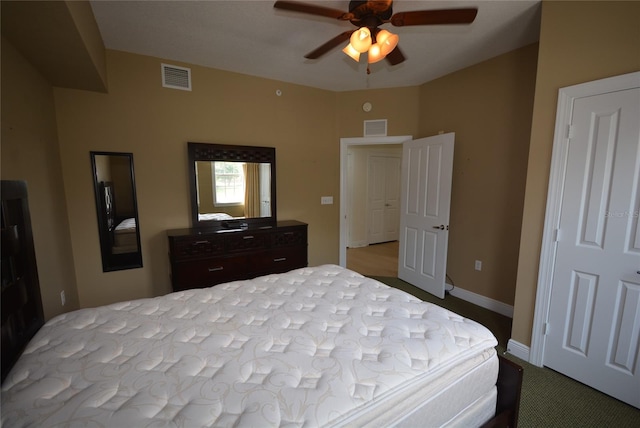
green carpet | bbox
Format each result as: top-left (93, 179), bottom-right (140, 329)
top-left (371, 276), bottom-right (640, 427)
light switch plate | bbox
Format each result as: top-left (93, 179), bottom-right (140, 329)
top-left (321, 196), bottom-right (333, 205)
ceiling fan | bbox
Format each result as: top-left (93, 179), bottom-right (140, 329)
top-left (273, 0), bottom-right (478, 68)
top-left (274, 0), bottom-right (478, 69)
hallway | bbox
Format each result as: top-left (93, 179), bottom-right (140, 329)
top-left (346, 241), bottom-right (399, 277)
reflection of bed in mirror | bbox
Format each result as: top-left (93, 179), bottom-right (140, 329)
top-left (197, 212), bottom-right (234, 221)
top-left (99, 181), bottom-right (138, 255)
top-left (112, 217), bottom-right (138, 254)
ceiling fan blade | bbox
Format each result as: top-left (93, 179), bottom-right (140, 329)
top-left (390, 8), bottom-right (478, 26)
top-left (385, 45), bottom-right (405, 65)
top-left (274, 1), bottom-right (352, 20)
top-left (305, 31), bottom-right (353, 59)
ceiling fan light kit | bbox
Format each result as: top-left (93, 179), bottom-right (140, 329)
top-left (343, 27), bottom-right (399, 64)
top-left (376, 30), bottom-right (399, 55)
top-left (350, 27), bottom-right (372, 53)
top-left (342, 43), bottom-right (361, 62)
top-left (274, 0), bottom-right (478, 72)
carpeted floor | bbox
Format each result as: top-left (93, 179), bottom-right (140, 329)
top-left (371, 276), bottom-right (640, 427)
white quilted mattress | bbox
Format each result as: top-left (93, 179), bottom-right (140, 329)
top-left (1, 265), bottom-right (498, 427)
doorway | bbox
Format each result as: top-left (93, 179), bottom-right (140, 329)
top-left (531, 72), bottom-right (640, 407)
top-left (339, 136), bottom-right (412, 271)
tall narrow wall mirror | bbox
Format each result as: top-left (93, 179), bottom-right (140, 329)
top-left (90, 152), bottom-right (143, 271)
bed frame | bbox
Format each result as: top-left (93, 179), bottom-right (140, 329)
top-left (483, 355), bottom-right (524, 427)
top-left (1, 180), bottom-right (45, 383)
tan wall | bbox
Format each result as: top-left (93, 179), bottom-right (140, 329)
top-left (110, 156), bottom-right (135, 218)
top-left (512, 1), bottom-right (640, 346)
top-left (53, 50), bottom-right (341, 308)
top-left (0, 37), bottom-right (80, 319)
top-left (336, 87), bottom-right (420, 138)
top-left (417, 43), bottom-right (539, 305)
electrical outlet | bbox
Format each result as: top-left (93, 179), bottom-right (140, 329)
top-left (474, 260), bottom-right (482, 271)
top-left (60, 290), bottom-right (66, 306)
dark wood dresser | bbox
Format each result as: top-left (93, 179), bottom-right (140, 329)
top-left (167, 220), bottom-right (307, 292)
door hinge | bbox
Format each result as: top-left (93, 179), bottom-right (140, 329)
top-left (553, 228), bottom-right (560, 242)
top-left (567, 124), bottom-right (575, 139)
top-left (543, 323), bottom-right (550, 335)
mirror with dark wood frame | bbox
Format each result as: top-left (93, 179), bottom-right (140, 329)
top-left (188, 142), bottom-right (277, 230)
top-left (90, 152), bottom-right (143, 271)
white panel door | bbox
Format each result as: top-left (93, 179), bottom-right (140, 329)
top-left (368, 156), bottom-right (401, 244)
top-left (398, 133), bottom-right (454, 298)
top-left (383, 156), bottom-right (401, 242)
top-left (368, 156), bottom-right (386, 244)
top-left (544, 87), bottom-right (640, 407)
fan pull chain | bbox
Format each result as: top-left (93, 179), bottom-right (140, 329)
top-left (366, 64), bottom-right (371, 75)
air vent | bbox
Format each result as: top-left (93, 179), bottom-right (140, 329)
top-left (161, 63), bottom-right (191, 91)
top-left (364, 119), bottom-right (388, 137)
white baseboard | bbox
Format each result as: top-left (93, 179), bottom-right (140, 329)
top-left (347, 241), bottom-right (368, 248)
top-left (506, 339), bottom-right (530, 362)
top-left (447, 283), bottom-right (514, 318)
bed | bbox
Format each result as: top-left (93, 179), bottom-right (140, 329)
top-left (1, 265), bottom-right (521, 427)
top-left (198, 212), bottom-right (236, 221)
top-left (112, 217), bottom-right (138, 254)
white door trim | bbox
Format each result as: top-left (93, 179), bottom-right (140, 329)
top-left (339, 136), bottom-right (412, 267)
top-left (529, 71), bottom-right (640, 367)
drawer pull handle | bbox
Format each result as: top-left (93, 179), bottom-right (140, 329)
top-left (284, 232), bottom-right (294, 235)
top-left (208, 266), bottom-right (224, 272)
top-left (193, 240), bottom-right (210, 245)
top-left (274, 257), bottom-right (287, 262)
top-left (243, 235), bottom-right (254, 240)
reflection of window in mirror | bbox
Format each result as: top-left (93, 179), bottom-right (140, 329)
top-left (213, 162), bottom-right (245, 206)
top-left (188, 143), bottom-right (276, 228)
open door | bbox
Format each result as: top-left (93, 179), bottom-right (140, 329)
top-left (398, 133), bottom-right (454, 298)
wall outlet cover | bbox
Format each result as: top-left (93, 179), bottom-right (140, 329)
top-left (321, 196), bottom-right (333, 205)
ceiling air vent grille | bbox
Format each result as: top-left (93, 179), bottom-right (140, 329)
top-left (364, 119), bottom-right (388, 137)
top-left (161, 63), bottom-right (191, 91)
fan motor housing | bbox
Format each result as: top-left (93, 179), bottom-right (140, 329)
top-left (349, 0), bottom-right (393, 26)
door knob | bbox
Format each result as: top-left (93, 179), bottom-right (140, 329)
top-left (433, 225), bottom-right (445, 230)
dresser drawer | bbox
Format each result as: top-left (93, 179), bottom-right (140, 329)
top-left (171, 256), bottom-right (248, 291)
top-left (225, 231), bottom-right (270, 253)
top-left (169, 235), bottom-right (225, 261)
top-left (252, 247), bottom-right (307, 273)
top-left (271, 227), bottom-right (307, 248)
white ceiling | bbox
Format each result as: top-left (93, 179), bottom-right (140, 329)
top-left (89, 0), bottom-right (541, 92)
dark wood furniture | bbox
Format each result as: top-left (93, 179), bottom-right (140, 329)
top-left (168, 220), bottom-right (307, 292)
top-left (1, 180), bottom-right (45, 383)
top-left (481, 355), bottom-right (524, 428)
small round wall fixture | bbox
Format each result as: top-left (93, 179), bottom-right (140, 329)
top-left (362, 102), bottom-right (372, 112)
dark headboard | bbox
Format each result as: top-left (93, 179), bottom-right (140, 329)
top-left (1, 180), bottom-right (45, 383)
top-left (99, 181), bottom-right (115, 233)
